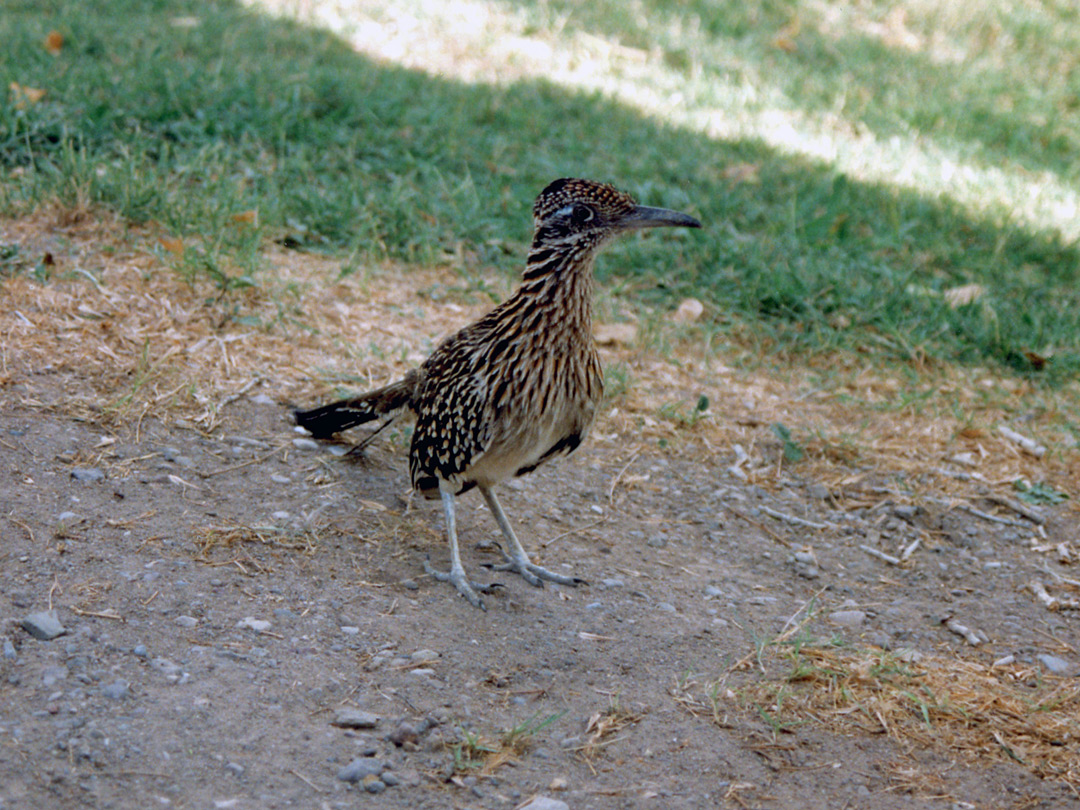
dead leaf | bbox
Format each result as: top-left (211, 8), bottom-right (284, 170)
top-left (1023, 350), bottom-right (1049, 370)
top-left (771, 19), bottom-right (801, 53)
top-left (9, 82), bottom-right (46, 108)
top-left (230, 209), bottom-right (258, 226)
top-left (159, 236), bottom-right (184, 257)
top-left (594, 322), bottom-right (637, 346)
top-left (44, 30), bottom-right (64, 55)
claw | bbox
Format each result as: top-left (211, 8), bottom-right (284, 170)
top-left (422, 555), bottom-right (500, 610)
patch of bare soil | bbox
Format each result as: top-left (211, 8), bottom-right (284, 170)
top-left (2, 213), bottom-right (1079, 810)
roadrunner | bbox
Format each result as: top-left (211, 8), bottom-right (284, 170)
top-left (296, 178), bottom-right (701, 608)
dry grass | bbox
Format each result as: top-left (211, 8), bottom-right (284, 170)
top-left (737, 646), bottom-right (1080, 793)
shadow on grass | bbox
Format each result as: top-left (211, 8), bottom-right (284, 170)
top-left (2, 0), bottom-right (1079, 381)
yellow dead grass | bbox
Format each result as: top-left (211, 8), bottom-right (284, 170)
top-left (743, 647), bottom-right (1080, 793)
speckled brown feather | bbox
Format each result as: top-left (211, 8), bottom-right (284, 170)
top-left (296, 179), bottom-right (698, 502)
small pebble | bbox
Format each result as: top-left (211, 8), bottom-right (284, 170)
top-left (337, 757), bottom-right (384, 782)
top-left (101, 680), bottom-right (130, 700)
top-left (270, 474), bottom-right (291, 484)
top-left (333, 708), bottom-right (379, 729)
top-left (829, 610), bottom-right (867, 628)
top-left (57, 511), bottom-right (79, 523)
top-left (340, 626), bottom-right (360, 636)
top-left (380, 772), bottom-right (400, 787)
top-left (21, 611), bottom-right (66, 640)
top-left (410, 649), bottom-right (439, 664)
top-left (41, 666), bottom-right (68, 687)
top-left (517, 797), bottom-right (570, 810)
top-left (1037, 654), bottom-right (1078, 676)
top-left (271, 511), bottom-right (290, 520)
top-left (646, 534), bottom-right (667, 548)
top-left (225, 761), bottom-right (245, 776)
top-left (175, 616), bottom-right (198, 628)
top-left (601, 578), bottom-right (624, 589)
top-left (149, 657), bottom-right (188, 684)
top-left (236, 617), bottom-right (271, 632)
top-left (292, 438), bottom-right (320, 451)
top-left (361, 775), bottom-right (386, 794)
top-left (2, 638), bottom-right (15, 660)
top-left (132, 644), bottom-right (148, 658)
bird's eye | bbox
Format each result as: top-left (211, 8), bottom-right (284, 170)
top-left (570, 204), bottom-right (595, 225)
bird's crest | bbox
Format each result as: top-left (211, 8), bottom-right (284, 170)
top-left (532, 178), bottom-right (637, 226)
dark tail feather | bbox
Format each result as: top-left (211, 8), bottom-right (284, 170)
top-left (294, 371), bottom-right (418, 439)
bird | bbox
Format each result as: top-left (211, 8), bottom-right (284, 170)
top-left (295, 178), bottom-right (701, 608)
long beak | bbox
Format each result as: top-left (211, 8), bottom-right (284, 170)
top-left (618, 205), bottom-right (702, 231)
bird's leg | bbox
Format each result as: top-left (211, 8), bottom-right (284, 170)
top-left (481, 486), bottom-right (585, 588)
top-left (421, 480), bottom-right (495, 609)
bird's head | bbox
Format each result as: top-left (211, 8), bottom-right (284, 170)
top-left (531, 178), bottom-right (701, 250)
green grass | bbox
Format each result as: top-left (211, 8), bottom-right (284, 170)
top-left (3, 0), bottom-right (1080, 382)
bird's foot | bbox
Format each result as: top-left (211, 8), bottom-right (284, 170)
top-left (422, 556), bottom-right (500, 610)
top-left (490, 552), bottom-right (586, 588)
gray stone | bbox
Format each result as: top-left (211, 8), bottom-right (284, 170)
top-left (101, 680), bottom-right (130, 700)
top-left (362, 776), bottom-right (386, 793)
top-left (2, 638), bottom-right (15, 660)
top-left (225, 761), bottom-right (245, 776)
top-left (132, 644), bottom-right (148, 658)
top-left (410, 649), bottom-right (439, 664)
top-left (380, 772), bottom-right (400, 786)
top-left (236, 617), bottom-right (271, 632)
top-left (22, 611), bottom-right (66, 640)
top-left (1037, 654), bottom-right (1078, 676)
top-left (601, 578), bottom-right (624, 589)
top-left (149, 657), bottom-right (188, 684)
top-left (41, 665), bottom-right (68, 687)
top-left (829, 610), bottom-right (867, 628)
top-left (70, 468), bottom-right (104, 483)
top-left (175, 616), bottom-right (198, 628)
top-left (333, 708), bottom-right (379, 729)
top-left (517, 798), bottom-right (570, 810)
top-left (337, 757), bottom-right (384, 782)
top-left (646, 534), bottom-right (667, 548)
top-left (292, 437), bottom-right (321, 451)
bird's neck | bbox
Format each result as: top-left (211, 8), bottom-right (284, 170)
top-left (517, 245), bottom-right (596, 337)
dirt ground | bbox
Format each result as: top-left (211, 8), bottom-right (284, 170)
top-left (2, 213), bottom-right (1080, 809)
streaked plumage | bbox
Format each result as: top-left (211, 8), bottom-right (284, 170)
top-left (296, 178), bottom-right (701, 608)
